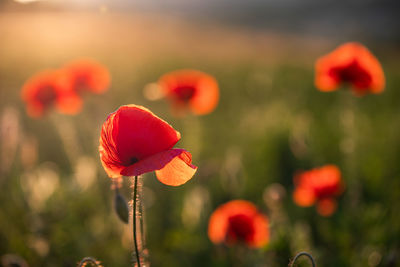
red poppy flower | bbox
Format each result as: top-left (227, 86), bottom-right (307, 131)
top-left (315, 42), bottom-right (385, 95)
top-left (21, 70), bottom-right (82, 118)
top-left (158, 69), bottom-right (219, 115)
top-left (208, 200), bottom-right (269, 248)
top-left (64, 59), bottom-right (110, 94)
top-left (99, 105), bottom-right (197, 186)
top-left (293, 165), bottom-right (344, 217)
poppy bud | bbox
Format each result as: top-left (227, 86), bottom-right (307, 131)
top-left (114, 191), bottom-right (129, 224)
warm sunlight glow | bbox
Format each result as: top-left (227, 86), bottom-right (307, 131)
top-left (14, 0), bottom-right (43, 3)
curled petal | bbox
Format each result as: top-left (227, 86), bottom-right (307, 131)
top-left (121, 148), bottom-right (188, 177)
top-left (155, 150), bottom-right (197, 186)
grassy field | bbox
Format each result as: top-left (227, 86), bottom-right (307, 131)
top-left (1, 11), bottom-right (400, 267)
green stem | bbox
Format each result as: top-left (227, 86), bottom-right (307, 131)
top-left (133, 175), bottom-right (141, 267)
top-left (290, 252), bottom-right (316, 267)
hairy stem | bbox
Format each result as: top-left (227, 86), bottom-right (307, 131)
top-left (133, 175), bottom-right (141, 267)
top-left (290, 252), bottom-right (316, 267)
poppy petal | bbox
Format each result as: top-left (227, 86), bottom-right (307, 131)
top-left (55, 92), bottom-right (83, 115)
top-left (120, 148), bottom-right (188, 177)
top-left (354, 45), bottom-right (385, 94)
top-left (251, 214), bottom-right (269, 248)
top-left (293, 187), bottom-right (316, 207)
top-left (316, 198), bottom-right (337, 217)
top-left (99, 105), bottom-right (182, 177)
top-left (155, 150), bottom-right (197, 186)
top-left (99, 111), bottom-right (122, 178)
top-left (315, 42), bottom-right (385, 94)
top-left (64, 59), bottom-right (111, 94)
top-left (208, 200), bottom-right (269, 248)
top-left (99, 105), bottom-right (197, 184)
top-left (21, 69), bottom-right (82, 117)
top-left (208, 204), bottom-right (229, 244)
top-left (208, 200), bottom-right (258, 244)
top-left (115, 105), bottom-right (181, 163)
top-left (189, 74), bottom-right (219, 115)
top-left (159, 70), bottom-right (219, 116)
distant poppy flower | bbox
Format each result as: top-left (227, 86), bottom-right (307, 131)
top-left (21, 70), bottom-right (82, 118)
top-left (64, 59), bottom-right (110, 94)
top-left (315, 42), bottom-right (385, 95)
top-left (208, 200), bottom-right (269, 248)
top-left (293, 165), bottom-right (344, 217)
top-left (158, 69), bottom-right (219, 115)
top-left (99, 104), bottom-right (197, 186)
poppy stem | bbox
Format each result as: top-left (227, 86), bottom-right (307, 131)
top-left (290, 252), bottom-right (316, 267)
top-left (132, 175), bottom-right (141, 267)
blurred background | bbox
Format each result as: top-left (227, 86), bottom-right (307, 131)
top-left (0, 0), bottom-right (400, 266)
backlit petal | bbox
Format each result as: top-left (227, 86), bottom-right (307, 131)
top-left (189, 74), bottom-right (219, 115)
top-left (99, 105), bottom-right (182, 178)
top-left (99, 111), bottom-right (122, 178)
top-left (155, 150), bottom-right (197, 186)
top-left (115, 105), bottom-right (181, 163)
top-left (121, 148), bottom-right (188, 177)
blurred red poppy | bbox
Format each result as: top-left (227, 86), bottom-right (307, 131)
top-left (293, 165), bottom-right (344, 217)
top-left (158, 69), bottom-right (219, 115)
top-left (99, 105), bottom-right (197, 186)
top-left (21, 70), bottom-right (82, 118)
top-left (64, 59), bottom-right (110, 94)
top-left (315, 42), bottom-right (385, 95)
top-left (208, 200), bottom-right (269, 248)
